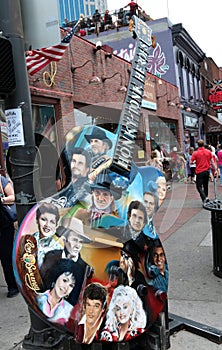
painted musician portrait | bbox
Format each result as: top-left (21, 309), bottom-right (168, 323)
top-left (156, 176), bottom-right (167, 207)
top-left (32, 203), bottom-right (63, 269)
top-left (100, 285), bottom-right (146, 342)
top-left (74, 172), bottom-right (124, 229)
top-left (54, 147), bottom-right (92, 208)
top-left (76, 282), bottom-right (108, 344)
top-left (40, 217), bottom-right (93, 306)
top-left (84, 126), bottom-right (113, 182)
top-left (108, 200), bottom-right (148, 243)
top-left (36, 259), bottom-right (77, 327)
top-left (145, 238), bottom-right (168, 297)
top-left (105, 239), bottom-right (146, 291)
top-left (142, 190), bottom-right (159, 239)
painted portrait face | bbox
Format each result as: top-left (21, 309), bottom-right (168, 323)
top-left (65, 231), bottom-right (83, 259)
top-left (71, 153), bottom-right (88, 179)
top-left (153, 247), bottom-right (165, 274)
top-left (129, 208), bottom-right (145, 232)
top-left (143, 193), bottom-right (156, 218)
top-left (157, 179), bottom-right (167, 204)
top-left (54, 272), bottom-right (75, 299)
top-left (90, 139), bottom-right (106, 155)
top-left (119, 250), bottom-right (131, 274)
top-left (85, 298), bottom-right (104, 326)
top-left (114, 297), bottom-right (133, 325)
top-left (92, 189), bottom-right (113, 210)
top-left (38, 212), bottom-right (57, 239)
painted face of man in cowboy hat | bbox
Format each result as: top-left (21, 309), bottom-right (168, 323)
top-left (84, 127), bottom-right (112, 157)
top-left (61, 217), bottom-right (91, 261)
top-left (90, 173), bottom-right (122, 211)
top-left (92, 187), bottom-right (114, 211)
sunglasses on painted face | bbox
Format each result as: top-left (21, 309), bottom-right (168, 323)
top-left (120, 251), bottom-right (130, 260)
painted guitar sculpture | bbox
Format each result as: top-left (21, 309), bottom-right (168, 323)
top-left (14, 17), bottom-right (169, 344)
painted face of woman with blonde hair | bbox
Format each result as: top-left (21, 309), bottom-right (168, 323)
top-left (156, 177), bottom-right (167, 206)
top-left (114, 296), bottom-right (133, 325)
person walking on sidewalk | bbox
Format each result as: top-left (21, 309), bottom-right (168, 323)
top-left (190, 139), bottom-right (217, 204)
top-left (217, 144), bottom-right (222, 186)
top-left (185, 147), bottom-right (196, 183)
top-left (0, 175), bottom-right (19, 298)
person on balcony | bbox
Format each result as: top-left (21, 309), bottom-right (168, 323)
top-left (123, 1), bottom-right (142, 24)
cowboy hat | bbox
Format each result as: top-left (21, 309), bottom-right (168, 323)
top-left (90, 173), bottom-right (122, 200)
top-left (60, 217), bottom-right (91, 243)
top-left (84, 127), bottom-right (112, 149)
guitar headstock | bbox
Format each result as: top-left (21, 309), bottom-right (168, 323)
top-left (129, 15), bottom-right (153, 46)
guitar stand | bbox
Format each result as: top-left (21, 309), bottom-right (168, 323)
top-left (169, 313), bottom-right (222, 345)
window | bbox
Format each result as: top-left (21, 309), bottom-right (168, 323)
top-left (186, 58), bottom-right (191, 98)
top-left (149, 117), bottom-right (178, 154)
top-left (177, 51), bottom-right (184, 96)
top-left (32, 104), bottom-right (58, 148)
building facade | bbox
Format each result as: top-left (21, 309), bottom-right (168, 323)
top-left (0, 29), bottom-right (181, 186)
top-left (171, 23), bottom-right (205, 151)
top-left (86, 17), bottom-right (221, 150)
top-left (200, 58), bottom-right (221, 146)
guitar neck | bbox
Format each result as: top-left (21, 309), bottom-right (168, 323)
top-left (110, 18), bottom-right (152, 178)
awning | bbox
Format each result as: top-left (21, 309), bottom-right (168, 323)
top-left (205, 114), bottom-right (222, 133)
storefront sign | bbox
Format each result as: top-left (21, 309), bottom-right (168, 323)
top-left (209, 91), bottom-right (222, 110)
top-left (142, 100), bottom-right (157, 110)
top-left (205, 114), bottom-right (222, 133)
top-left (207, 124), bottom-right (222, 133)
top-left (142, 79), bottom-right (157, 110)
top-left (184, 115), bottom-right (198, 128)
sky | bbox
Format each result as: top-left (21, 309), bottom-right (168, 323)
top-left (107, 0), bottom-right (222, 67)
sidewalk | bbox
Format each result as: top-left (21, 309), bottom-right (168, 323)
top-left (1, 180), bottom-right (222, 349)
top-left (0, 271), bottom-right (29, 350)
top-left (156, 180), bottom-right (222, 349)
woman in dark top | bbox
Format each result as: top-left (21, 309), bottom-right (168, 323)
top-left (0, 175), bottom-right (19, 298)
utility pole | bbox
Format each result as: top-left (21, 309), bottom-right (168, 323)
top-left (0, 1), bottom-right (70, 349)
top-left (0, 0), bottom-right (39, 223)
top-left (0, 2), bottom-right (93, 349)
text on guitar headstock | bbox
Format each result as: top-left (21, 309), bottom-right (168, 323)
top-left (110, 16), bottom-right (153, 178)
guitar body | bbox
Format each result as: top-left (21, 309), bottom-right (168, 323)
top-left (14, 17), bottom-right (169, 344)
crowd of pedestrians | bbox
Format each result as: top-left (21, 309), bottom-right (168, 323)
top-left (190, 140), bottom-right (218, 204)
top-left (150, 139), bottom-right (222, 206)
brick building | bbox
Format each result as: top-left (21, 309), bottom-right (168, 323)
top-left (0, 29), bottom-right (182, 184)
top-left (28, 30), bottom-right (181, 159)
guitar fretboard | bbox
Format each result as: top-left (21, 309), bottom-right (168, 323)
top-left (111, 18), bottom-right (152, 177)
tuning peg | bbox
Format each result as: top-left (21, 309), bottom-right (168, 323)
top-left (152, 35), bottom-right (157, 48)
top-left (129, 19), bottom-right (134, 32)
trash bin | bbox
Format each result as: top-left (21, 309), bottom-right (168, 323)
top-left (203, 199), bottom-right (222, 278)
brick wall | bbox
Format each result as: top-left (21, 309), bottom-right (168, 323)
top-left (28, 32), bottom-right (182, 149)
